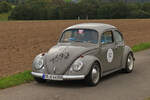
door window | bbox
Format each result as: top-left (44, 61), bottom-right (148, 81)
top-left (113, 30), bottom-right (123, 42)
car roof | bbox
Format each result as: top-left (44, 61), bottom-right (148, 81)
top-left (65, 23), bottom-right (117, 34)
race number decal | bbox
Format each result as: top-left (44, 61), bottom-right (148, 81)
top-left (107, 48), bottom-right (114, 63)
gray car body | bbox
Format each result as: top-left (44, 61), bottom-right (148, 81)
top-left (32, 23), bottom-right (134, 79)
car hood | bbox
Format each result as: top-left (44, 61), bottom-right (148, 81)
top-left (45, 43), bottom-right (97, 75)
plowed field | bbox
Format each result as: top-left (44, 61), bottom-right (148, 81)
top-left (0, 19), bottom-right (150, 77)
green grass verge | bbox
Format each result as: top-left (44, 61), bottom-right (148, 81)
top-left (0, 42), bottom-right (150, 89)
top-left (0, 12), bottom-right (10, 21)
top-left (132, 42), bottom-right (150, 52)
top-left (0, 71), bottom-right (34, 89)
top-left (64, 0), bottom-right (71, 2)
top-left (145, 97), bottom-right (150, 100)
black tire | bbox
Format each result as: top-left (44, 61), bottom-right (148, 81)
top-left (34, 77), bottom-right (46, 83)
top-left (124, 53), bottom-right (134, 73)
top-left (85, 62), bottom-right (101, 86)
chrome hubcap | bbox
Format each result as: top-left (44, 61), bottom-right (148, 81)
top-left (91, 65), bottom-right (100, 84)
top-left (128, 55), bottom-right (134, 70)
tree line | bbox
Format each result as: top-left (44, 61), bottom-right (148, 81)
top-left (0, 0), bottom-right (27, 4)
top-left (0, 1), bottom-right (12, 13)
top-left (7, 0), bottom-right (150, 20)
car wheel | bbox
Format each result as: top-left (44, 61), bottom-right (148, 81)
top-left (124, 53), bottom-right (134, 73)
top-left (85, 62), bottom-right (101, 86)
top-left (34, 77), bottom-right (46, 83)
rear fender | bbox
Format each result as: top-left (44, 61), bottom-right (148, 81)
top-left (122, 45), bottom-right (135, 68)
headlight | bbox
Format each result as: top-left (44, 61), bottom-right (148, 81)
top-left (72, 61), bottom-right (83, 72)
top-left (34, 54), bottom-right (44, 70)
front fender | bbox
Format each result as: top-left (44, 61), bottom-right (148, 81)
top-left (122, 45), bottom-right (135, 68)
top-left (32, 53), bottom-right (47, 73)
top-left (65, 55), bottom-right (102, 77)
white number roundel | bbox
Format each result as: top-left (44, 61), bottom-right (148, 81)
top-left (107, 48), bottom-right (114, 63)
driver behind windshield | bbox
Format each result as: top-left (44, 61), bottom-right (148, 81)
top-left (61, 29), bottom-right (98, 44)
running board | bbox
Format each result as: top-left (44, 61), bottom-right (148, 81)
top-left (102, 67), bottom-right (122, 77)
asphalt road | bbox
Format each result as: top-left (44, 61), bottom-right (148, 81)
top-left (0, 49), bottom-right (150, 100)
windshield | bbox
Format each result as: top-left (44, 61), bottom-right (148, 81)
top-left (60, 29), bottom-right (98, 44)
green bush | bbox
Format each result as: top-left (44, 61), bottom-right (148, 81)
top-left (0, 1), bottom-right (12, 13)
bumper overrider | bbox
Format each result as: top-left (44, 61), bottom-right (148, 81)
top-left (31, 72), bottom-right (85, 81)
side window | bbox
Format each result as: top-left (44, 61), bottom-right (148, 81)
top-left (101, 31), bottom-right (114, 44)
top-left (113, 30), bottom-right (123, 42)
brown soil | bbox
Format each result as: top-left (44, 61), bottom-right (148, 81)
top-left (0, 19), bottom-right (150, 77)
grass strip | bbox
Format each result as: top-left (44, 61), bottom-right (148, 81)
top-left (0, 71), bottom-right (34, 89)
top-left (0, 12), bottom-right (10, 21)
top-left (0, 42), bottom-right (150, 89)
top-left (145, 97), bottom-right (150, 100)
top-left (132, 42), bottom-right (150, 52)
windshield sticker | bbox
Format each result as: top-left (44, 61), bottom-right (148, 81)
top-left (107, 48), bottom-right (114, 63)
top-left (78, 30), bottom-right (84, 34)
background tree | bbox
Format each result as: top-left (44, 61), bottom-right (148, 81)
top-left (142, 2), bottom-right (150, 13)
top-left (0, 1), bottom-right (12, 13)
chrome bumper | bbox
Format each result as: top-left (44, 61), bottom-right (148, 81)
top-left (31, 72), bottom-right (85, 80)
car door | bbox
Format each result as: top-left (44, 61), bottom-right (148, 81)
top-left (112, 30), bottom-right (125, 68)
top-left (99, 30), bottom-right (117, 72)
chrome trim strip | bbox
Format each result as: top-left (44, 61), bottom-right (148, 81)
top-left (31, 72), bottom-right (85, 80)
top-left (31, 72), bottom-right (43, 78)
top-left (63, 75), bottom-right (85, 80)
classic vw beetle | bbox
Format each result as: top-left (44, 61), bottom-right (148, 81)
top-left (31, 23), bottom-right (135, 86)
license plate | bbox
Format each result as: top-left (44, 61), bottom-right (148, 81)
top-left (43, 74), bottom-right (63, 81)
